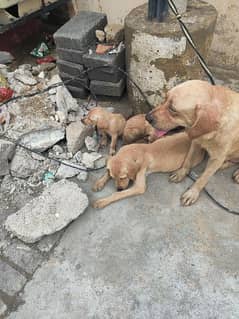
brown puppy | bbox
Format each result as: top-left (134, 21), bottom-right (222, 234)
top-left (123, 114), bottom-right (165, 144)
top-left (146, 79), bottom-right (239, 206)
top-left (82, 107), bottom-right (126, 155)
top-left (92, 132), bottom-right (204, 208)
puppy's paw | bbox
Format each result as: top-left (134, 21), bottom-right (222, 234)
top-left (92, 181), bottom-right (105, 192)
top-left (92, 198), bottom-right (108, 209)
top-left (233, 169), bottom-right (239, 183)
top-left (169, 168), bottom-right (188, 183)
top-left (181, 188), bottom-right (200, 206)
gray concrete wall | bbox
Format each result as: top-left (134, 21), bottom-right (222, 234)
top-left (74, 0), bottom-right (239, 72)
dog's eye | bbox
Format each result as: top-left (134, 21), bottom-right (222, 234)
top-left (168, 104), bottom-right (177, 114)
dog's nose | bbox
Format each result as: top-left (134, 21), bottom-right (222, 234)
top-left (117, 187), bottom-right (124, 192)
top-left (145, 113), bottom-right (153, 124)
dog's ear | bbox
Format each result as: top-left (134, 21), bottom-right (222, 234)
top-left (187, 104), bottom-right (220, 139)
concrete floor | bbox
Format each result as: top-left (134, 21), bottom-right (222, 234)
top-left (7, 163), bottom-right (239, 319)
top-left (2, 68), bottom-right (239, 318)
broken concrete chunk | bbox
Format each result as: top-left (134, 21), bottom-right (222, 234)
top-left (14, 69), bottom-right (37, 86)
top-left (85, 136), bottom-right (99, 152)
top-left (96, 29), bottom-right (106, 43)
top-left (19, 128), bottom-right (65, 152)
top-left (81, 152), bottom-right (102, 169)
top-left (56, 86), bottom-right (79, 123)
top-left (5, 180), bottom-right (89, 243)
top-left (0, 139), bottom-right (15, 176)
top-left (55, 162), bottom-right (80, 179)
top-left (10, 148), bottom-right (42, 178)
top-left (66, 121), bottom-right (93, 154)
top-left (104, 24), bottom-right (124, 44)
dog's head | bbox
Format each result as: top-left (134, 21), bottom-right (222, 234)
top-left (146, 80), bottom-right (222, 139)
top-left (81, 107), bottom-right (106, 127)
top-left (107, 154), bottom-right (138, 191)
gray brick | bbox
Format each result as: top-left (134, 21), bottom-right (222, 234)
top-left (54, 11), bottom-right (107, 50)
top-left (3, 241), bottom-right (43, 274)
top-left (57, 60), bottom-right (85, 78)
top-left (60, 72), bottom-right (89, 89)
top-left (83, 49), bottom-right (125, 83)
top-left (0, 299), bottom-right (7, 317)
top-left (0, 260), bottom-right (26, 296)
top-left (90, 78), bottom-right (125, 97)
top-left (57, 47), bottom-right (85, 64)
top-left (67, 85), bottom-right (89, 99)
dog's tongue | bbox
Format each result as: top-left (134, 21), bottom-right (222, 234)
top-left (155, 129), bottom-right (167, 138)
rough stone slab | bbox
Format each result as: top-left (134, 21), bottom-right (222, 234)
top-left (19, 128), bottom-right (65, 152)
top-left (0, 260), bottom-right (26, 296)
top-left (56, 86), bottom-right (79, 123)
top-left (0, 299), bottom-right (7, 316)
top-left (10, 148), bottom-right (42, 179)
top-left (0, 139), bottom-right (15, 176)
top-left (90, 78), bottom-right (125, 97)
top-left (54, 11), bottom-right (107, 50)
top-left (66, 85), bottom-right (89, 99)
top-left (57, 60), bottom-right (85, 78)
top-left (56, 47), bottom-right (85, 64)
top-left (3, 241), bottom-right (43, 274)
top-left (5, 180), bottom-right (89, 244)
top-left (60, 72), bottom-right (89, 88)
top-left (81, 152), bottom-right (102, 169)
top-left (66, 121), bottom-right (93, 154)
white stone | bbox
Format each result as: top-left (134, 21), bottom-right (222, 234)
top-left (14, 69), bottom-right (37, 86)
top-left (5, 180), bottom-right (89, 243)
top-left (85, 136), bottom-right (98, 152)
top-left (77, 171), bottom-right (88, 182)
top-left (55, 162), bottom-right (80, 179)
top-left (56, 86), bottom-right (79, 123)
top-left (81, 152), bottom-right (102, 169)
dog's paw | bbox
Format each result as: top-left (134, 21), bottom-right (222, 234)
top-left (233, 169), bottom-right (239, 183)
top-left (92, 182), bottom-right (104, 192)
top-left (169, 168), bottom-right (188, 183)
top-left (92, 198), bottom-right (108, 209)
top-left (181, 188), bottom-right (200, 206)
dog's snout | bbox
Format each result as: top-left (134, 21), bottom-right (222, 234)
top-left (146, 113), bottom-right (153, 124)
top-left (117, 187), bottom-right (124, 192)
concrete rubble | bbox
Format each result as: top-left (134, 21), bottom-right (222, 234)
top-left (5, 180), bottom-right (89, 243)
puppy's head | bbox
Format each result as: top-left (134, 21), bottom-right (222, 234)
top-left (107, 155), bottom-right (138, 191)
top-left (81, 107), bottom-right (105, 127)
top-left (145, 80), bottom-right (221, 139)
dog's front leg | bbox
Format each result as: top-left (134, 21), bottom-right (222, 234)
top-left (170, 140), bottom-right (198, 183)
top-left (93, 168), bottom-right (147, 209)
top-left (92, 170), bottom-right (111, 192)
top-left (181, 155), bottom-right (226, 206)
top-left (99, 130), bottom-right (108, 147)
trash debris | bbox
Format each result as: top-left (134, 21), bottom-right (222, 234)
top-left (43, 171), bottom-right (55, 186)
top-left (5, 180), bottom-right (89, 243)
top-left (96, 44), bottom-right (114, 55)
top-left (37, 56), bottom-right (56, 64)
top-left (14, 69), bottom-right (37, 86)
top-left (0, 51), bottom-right (14, 64)
top-left (31, 42), bottom-right (49, 58)
top-left (0, 87), bottom-right (13, 102)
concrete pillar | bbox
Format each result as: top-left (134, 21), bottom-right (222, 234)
top-left (125, 0), bottom-right (217, 113)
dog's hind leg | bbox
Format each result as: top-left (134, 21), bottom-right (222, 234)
top-left (92, 167), bottom-right (147, 209)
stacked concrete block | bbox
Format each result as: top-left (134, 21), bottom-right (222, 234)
top-left (54, 11), bottom-right (107, 98)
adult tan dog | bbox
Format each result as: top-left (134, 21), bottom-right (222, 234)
top-left (123, 114), bottom-right (165, 144)
top-left (82, 107), bottom-right (126, 155)
top-left (92, 132), bottom-right (204, 208)
top-left (146, 79), bottom-right (239, 206)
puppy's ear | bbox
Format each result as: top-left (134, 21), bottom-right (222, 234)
top-left (187, 104), bottom-right (220, 139)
